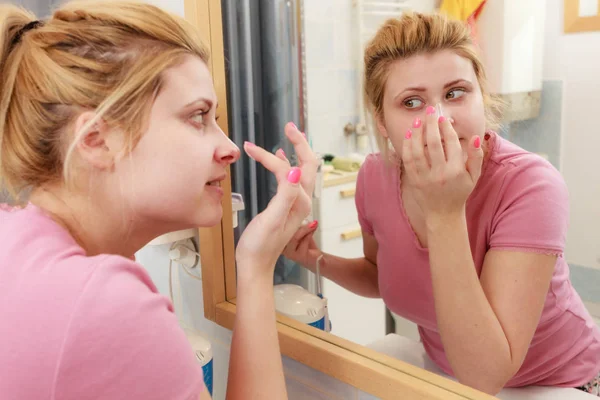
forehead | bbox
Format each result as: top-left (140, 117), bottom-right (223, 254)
top-left (385, 50), bottom-right (477, 91)
top-left (158, 55), bottom-right (216, 106)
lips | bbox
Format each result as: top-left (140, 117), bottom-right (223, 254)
top-left (206, 174), bottom-right (226, 187)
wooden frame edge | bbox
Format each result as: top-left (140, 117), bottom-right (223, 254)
top-left (186, 0), bottom-right (234, 322)
top-left (564, 0), bottom-right (600, 33)
top-left (216, 301), bottom-right (495, 400)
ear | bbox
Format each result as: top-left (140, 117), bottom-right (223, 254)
top-left (375, 113), bottom-right (389, 138)
top-left (73, 112), bottom-right (123, 170)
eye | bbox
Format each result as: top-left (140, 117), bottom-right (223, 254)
top-left (190, 110), bottom-right (209, 126)
top-left (446, 88), bottom-right (466, 100)
top-left (404, 98), bottom-right (423, 109)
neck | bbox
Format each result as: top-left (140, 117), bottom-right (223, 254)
top-left (29, 187), bottom-right (158, 259)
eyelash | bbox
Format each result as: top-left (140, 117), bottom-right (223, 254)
top-left (190, 110), bottom-right (220, 127)
top-left (403, 88), bottom-right (468, 109)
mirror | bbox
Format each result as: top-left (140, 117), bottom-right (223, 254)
top-left (222, 0), bottom-right (600, 397)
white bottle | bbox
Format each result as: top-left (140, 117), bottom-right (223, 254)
top-left (273, 284), bottom-right (331, 332)
top-left (185, 330), bottom-right (214, 396)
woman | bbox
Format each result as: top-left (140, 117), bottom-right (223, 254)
top-left (285, 12), bottom-right (600, 396)
top-left (0, 1), bottom-right (317, 399)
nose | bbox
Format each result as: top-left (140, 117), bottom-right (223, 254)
top-left (214, 134), bottom-right (240, 165)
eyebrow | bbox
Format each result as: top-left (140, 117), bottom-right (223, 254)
top-left (181, 98), bottom-right (218, 109)
top-left (393, 79), bottom-right (472, 100)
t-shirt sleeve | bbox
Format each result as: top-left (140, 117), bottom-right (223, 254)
top-left (355, 157), bottom-right (374, 235)
top-left (53, 256), bottom-right (204, 400)
top-left (489, 161), bottom-right (569, 255)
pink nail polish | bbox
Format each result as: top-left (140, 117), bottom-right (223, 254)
top-left (280, 149), bottom-right (286, 158)
top-left (287, 167), bottom-right (302, 184)
top-left (438, 116), bottom-right (446, 123)
top-left (308, 220), bottom-right (318, 229)
top-left (474, 136), bottom-right (481, 149)
top-left (405, 129), bottom-right (412, 139)
top-left (426, 106), bottom-right (436, 115)
top-left (412, 118), bottom-right (422, 128)
top-left (289, 122), bottom-right (297, 130)
top-left (244, 141), bottom-right (255, 147)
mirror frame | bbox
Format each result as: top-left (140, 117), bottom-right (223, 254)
top-left (564, 0), bottom-right (600, 33)
top-left (186, 1), bottom-right (495, 398)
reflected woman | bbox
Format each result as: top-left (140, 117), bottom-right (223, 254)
top-left (285, 12), bottom-right (600, 396)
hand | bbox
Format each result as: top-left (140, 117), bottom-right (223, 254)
top-left (402, 105), bottom-right (483, 223)
top-left (282, 221), bottom-right (322, 270)
top-left (236, 123), bottom-right (319, 280)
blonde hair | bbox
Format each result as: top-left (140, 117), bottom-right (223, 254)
top-left (0, 1), bottom-right (209, 202)
top-left (363, 12), bottom-right (503, 157)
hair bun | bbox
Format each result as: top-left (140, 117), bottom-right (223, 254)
top-left (53, 9), bottom-right (89, 23)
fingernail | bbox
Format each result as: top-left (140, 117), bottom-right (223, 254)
top-left (405, 129), bottom-right (412, 139)
top-left (426, 106), bottom-right (436, 115)
top-left (302, 132), bottom-right (306, 139)
top-left (279, 148), bottom-right (286, 158)
top-left (474, 136), bottom-right (481, 149)
top-left (289, 122), bottom-right (297, 130)
top-left (308, 220), bottom-right (318, 229)
top-left (412, 118), bottom-right (422, 128)
top-left (244, 141), bottom-right (255, 148)
top-left (287, 167), bottom-right (302, 184)
top-left (438, 116), bottom-right (446, 123)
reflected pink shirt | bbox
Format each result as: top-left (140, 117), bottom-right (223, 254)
top-left (0, 203), bottom-right (204, 399)
top-left (355, 132), bottom-right (600, 387)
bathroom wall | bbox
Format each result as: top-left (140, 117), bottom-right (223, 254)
top-left (500, 0), bottom-right (600, 306)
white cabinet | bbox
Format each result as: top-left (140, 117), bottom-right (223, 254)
top-left (315, 174), bottom-right (387, 346)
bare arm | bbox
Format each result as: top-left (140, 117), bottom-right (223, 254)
top-left (427, 213), bottom-right (555, 395)
top-left (314, 231), bottom-right (379, 298)
top-left (285, 227), bottom-right (380, 298)
top-left (226, 273), bottom-right (287, 400)
top-left (225, 122), bottom-right (318, 399)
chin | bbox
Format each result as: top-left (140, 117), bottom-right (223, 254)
top-left (193, 204), bottom-right (224, 228)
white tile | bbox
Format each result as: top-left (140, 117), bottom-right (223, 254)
top-left (308, 115), bottom-right (357, 155)
top-left (303, 0), bottom-right (335, 23)
top-left (283, 356), bottom-right (358, 399)
top-left (336, 69), bottom-right (359, 116)
top-left (305, 22), bottom-right (337, 69)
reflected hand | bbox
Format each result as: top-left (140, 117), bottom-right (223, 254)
top-left (402, 106), bottom-right (483, 223)
top-left (282, 221), bottom-right (322, 270)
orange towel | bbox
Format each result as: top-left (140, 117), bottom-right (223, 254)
top-left (439, 0), bottom-right (487, 42)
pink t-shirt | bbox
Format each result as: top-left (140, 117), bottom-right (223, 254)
top-left (0, 203), bottom-right (205, 399)
top-left (355, 132), bottom-right (600, 388)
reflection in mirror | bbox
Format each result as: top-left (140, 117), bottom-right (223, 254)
top-left (224, 0), bottom-right (600, 397)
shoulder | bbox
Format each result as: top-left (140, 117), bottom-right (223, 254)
top-left (357, 152), bottom-right (393, 188)
top-left (53, 255), bottom-right (203, 399)
top-left (486, 135), bottom-right (568, 202)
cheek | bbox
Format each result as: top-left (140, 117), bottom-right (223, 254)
top-left (452, 98), bottom-right (486, 137)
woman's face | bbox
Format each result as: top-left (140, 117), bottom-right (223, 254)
top-left (378, 49), bottom-right (486, 163)
top-left (114, 55), bottom-right (240, 232)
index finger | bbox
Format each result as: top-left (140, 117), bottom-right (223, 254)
top-left (439, 116), bottom-right (462, 164)
top-left (244, 142), bottom-right (289, 182)
top-left (284, 122), bottom-right (319, 197)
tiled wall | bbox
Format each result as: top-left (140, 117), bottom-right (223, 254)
top-left (499, 80), bottom-right (600, 311)
top-left (303, 0), bottom-right (359, 156)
